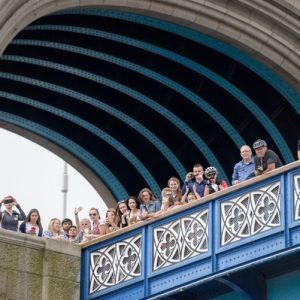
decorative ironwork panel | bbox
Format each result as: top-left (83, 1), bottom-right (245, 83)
top-left (153, 209), bottom-right (209, 271)
top-left (221, 181), bottom-right (281, 246)
top-left (89, 234), bottom-right (142, 294)
top-left (295, 174), bottom-right (300, 220)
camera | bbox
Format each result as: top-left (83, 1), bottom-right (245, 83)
top-left (257, 166), bottom-right (264, 172)
top-left (3, 198), bottom-right (14, 204)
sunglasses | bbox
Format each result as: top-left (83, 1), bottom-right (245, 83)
top-left (89, 213), bottom-right (97, 216)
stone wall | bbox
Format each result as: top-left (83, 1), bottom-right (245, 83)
top-left (0, 229), bottom-right (81, 300)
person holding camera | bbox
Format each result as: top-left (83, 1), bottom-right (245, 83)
top-left (182, 163), bottom-right (206, 200)
top-left (0, 195), bottom-right (26, 232)
top-left (252, 139), bottom-right (282, 176)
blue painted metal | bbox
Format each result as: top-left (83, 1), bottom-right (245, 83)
top-left (9, 39), bottom-right (247, 151)
top-left (1, 53), bottom-right (186, 180)
top-left (81, 162), bottom-right (300, 299)
top-left (23, 25), bottom-right (294, 163)
top-left (56, 9), bottom-right (300, 116)
top-left (0, 111), bottom-right (128, 199)
top-left (0, 90), bottom-right (161, 197)
top-left (0, 70), bottom-right (227, 182)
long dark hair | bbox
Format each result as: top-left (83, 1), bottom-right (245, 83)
top-left (23, 208), bottom-right (43, 232)
top-left (116, 200), bottom-right (128, 224)
top-left (127, 196), bottom-right (141, 210)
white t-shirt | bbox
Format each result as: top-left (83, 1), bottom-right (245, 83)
top-left (25, 222), bottom-right (39, 236)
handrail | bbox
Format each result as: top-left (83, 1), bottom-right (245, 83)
top-left (81, 160), bottom-right (300, 249)
top-left (81, 160), bottom-right (300, 299)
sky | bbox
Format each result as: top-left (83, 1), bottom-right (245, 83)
top-left (0, 128), bottom-right (107, 229)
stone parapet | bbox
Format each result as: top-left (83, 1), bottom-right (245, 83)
top-left (0, 229), bottom-right (80, 300)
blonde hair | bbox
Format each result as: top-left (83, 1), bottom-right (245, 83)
top-left (80, 218), bottom-right (91, 229)
top-left (48, 218), bottom-right (61, 233)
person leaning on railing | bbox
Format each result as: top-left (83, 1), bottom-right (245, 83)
top-left (116, 200), bottom-right (129, 228)
top-left (167, 177), bottom-right (183, 204)
top-left (138, 188), bottom-right (160, 220)
top-left (232, 145), bottom-right (255, 185)
top-left (127, 196), bottom-right (141, 225)
top-left (88, 207), bottom-right (106, 238)
top-left (152, 188), bottom-right (175, 218)
top-left (43, 218), bottom-right (67, 240)
top-left (103, 208), bottom-right (119, 233)
top-left (0, 195), bottom-right (26, 232)
top-left (252, 139), bottom-right (282, 176)
top-left (67, 225), bottom-right (78, 242)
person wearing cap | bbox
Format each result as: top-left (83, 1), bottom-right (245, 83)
top-left (0, 195), bottom-right (26, 232)
top-left (232, 145), bottom-right (255, 185)
top-left (252, 139), bottom-right (282, 176)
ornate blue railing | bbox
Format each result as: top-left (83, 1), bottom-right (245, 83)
top-left (81, 161), bottom-right (300, 299)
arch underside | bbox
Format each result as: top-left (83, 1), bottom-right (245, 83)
top-left (0, 7), bottom-right (299, 202)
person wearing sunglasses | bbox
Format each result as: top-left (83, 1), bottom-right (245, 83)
top-left (0, 195), bottom-right (26, 232)
top-left (89, 207), bottom-right (106, 238)
top-left (73, 218), bottom-right (92, 243)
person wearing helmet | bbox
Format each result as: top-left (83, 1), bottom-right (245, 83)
top-left (252, 139), bottom-right (282, 176)
top-left (204, 167), bottom-right (227, 196)
top-left (232, 145), bottom-right (255, 185)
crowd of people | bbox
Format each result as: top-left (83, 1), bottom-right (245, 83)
top-left (0, 139), bottom-right (299, 244)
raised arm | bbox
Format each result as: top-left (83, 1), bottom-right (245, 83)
top-left (74, 207), bottom-right (83, 230)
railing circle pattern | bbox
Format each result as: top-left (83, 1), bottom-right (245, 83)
top-left (221, 181), bottom-right (281, 246)
top-left (153, 209), bottom-right (209, 271)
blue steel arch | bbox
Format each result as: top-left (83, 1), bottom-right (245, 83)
top-left (0, 111), bottom-right (128, 200)
top-left (0, 90), bottom-right (162, 197)
top-left (6, 42), bottom-right (245, 149)
top-left (1, 56), bottom-right (187, 180)
top-left (58, 9), bottom-right (300, 115)
top-left (24, 25), bottom-right (294, 163)
top-left (0, 71), bottom-right (229, 182)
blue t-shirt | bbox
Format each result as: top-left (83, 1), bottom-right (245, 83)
top-left (182, 180), bottom-right (206, 198)
top-left (140, 200), bottom-right (161, 214)
top-left (232, 159), bottom-right (255, 184)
